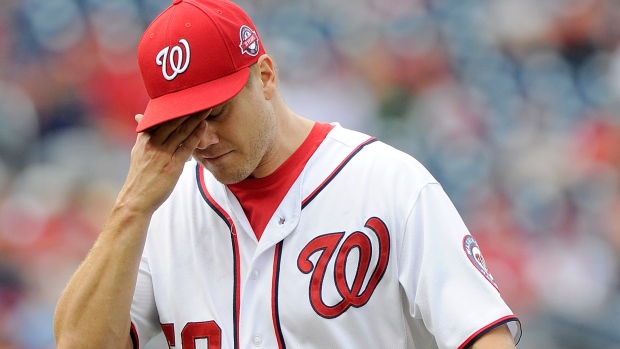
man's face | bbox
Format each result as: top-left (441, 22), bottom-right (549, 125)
top-left (191, 74), bottom-right (277, 184)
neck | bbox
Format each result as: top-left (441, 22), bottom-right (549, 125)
top-left (251, 98), bottom-right (315, 178)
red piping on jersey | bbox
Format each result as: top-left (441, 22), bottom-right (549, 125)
top-left (301, 138), bottom-right (377, 208)
top-left (267, 136), bottom-right (379, 345)
top-left (130, 322), bottom-right (139, 349)
top-left (197, 164), bottom-right (241, 349)
top-left (272, 242), bottom-right (286, 349)
top-left (457, 315), bottom-right (521, 349)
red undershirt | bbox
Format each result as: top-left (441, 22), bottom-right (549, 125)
top-left (228, 122), bottom-right (334, 240)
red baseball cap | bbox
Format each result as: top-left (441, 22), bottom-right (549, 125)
top-left (136, 0), bottom-right (264, 132)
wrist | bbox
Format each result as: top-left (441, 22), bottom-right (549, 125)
top-left (113, 184), bottom-right (161, 217)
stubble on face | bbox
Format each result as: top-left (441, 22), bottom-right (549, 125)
top-left (201, 105), bottom-right (277, 185)
top-left (196, 63), bottom-right (280, 184)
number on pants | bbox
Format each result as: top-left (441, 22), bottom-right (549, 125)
top-left (161, 321), bottom-right (221, 349)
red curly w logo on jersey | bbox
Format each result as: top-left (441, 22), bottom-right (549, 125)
top-left (297, 217), bottom-right (390, 318)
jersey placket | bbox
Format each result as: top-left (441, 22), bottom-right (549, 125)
top-left (228, 185), bottom-right (301, 349)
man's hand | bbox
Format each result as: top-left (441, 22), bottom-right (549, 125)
top-left (117, 113), bottom-right (208, 214)
top-left (54, 112), bottom-right (210, 349)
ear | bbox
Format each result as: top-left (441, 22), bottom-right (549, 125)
top-left (257, 54), bottom-right (277, 100)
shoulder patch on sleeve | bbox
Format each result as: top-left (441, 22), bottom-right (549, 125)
top-left (463, 235), bottom-right (499, 291)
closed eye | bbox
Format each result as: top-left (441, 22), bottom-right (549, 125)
top-left (206, 105), bottom-right (226, 120)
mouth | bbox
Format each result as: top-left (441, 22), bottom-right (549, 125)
top-left (201, 151), bottom-right (231, 161)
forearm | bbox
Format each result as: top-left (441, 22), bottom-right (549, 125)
top-left (54, 112), bottom-right (206, 348)
top-left (471, 324), bottom-right (515, 349)
top-left (54, 203), bottom-right (152, 349)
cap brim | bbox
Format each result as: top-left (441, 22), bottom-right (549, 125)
top-left (136, 67), bottom-right (251, 132)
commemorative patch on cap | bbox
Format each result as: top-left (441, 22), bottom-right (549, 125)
top-left (239, 25), bottom-right (259, 56)
top-left (463, 235), bottom-right (498, 290)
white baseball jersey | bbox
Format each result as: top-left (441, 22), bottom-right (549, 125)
top-left (130, 123), bottom-right (521, 349)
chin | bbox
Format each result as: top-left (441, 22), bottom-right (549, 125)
top-left (195, 157), bottom-right (254, 185)
top-left (210, 168), bottom-right (252, 185)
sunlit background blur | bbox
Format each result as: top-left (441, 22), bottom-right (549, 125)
top-left (0, 0), bottom-right (619, 348)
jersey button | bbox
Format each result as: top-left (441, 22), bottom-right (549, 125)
top-left (252, 336), bottom-right (262, 346)
top-left (249, 270), bottom-right (259, 280)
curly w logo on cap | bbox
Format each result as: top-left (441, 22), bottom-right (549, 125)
top-left (156, 39), bottom-right (191, 81)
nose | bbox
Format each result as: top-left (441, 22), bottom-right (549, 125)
top-left (196, 122), bottom-right (218, 149)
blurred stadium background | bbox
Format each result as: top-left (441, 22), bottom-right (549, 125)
top-left (1, 0), bottom-right (620, 348)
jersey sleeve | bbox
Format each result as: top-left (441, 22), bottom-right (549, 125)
top-left (398, 183), bottom-right (521, 349)
top-left (129, 254), bottom-right (161, 349)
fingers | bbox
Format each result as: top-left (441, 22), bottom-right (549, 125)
top-left (146, 115), bottom-right (192, 144)
top-left (146, 109), bottom-right (212, 146)
top-left (177, 120), bottom-right (207, 156)
top-left (135, 114), bottom-right (162, 134)
top-left (164, 114), bottom-right (208, 150)
top-left (139, 115), bottom-right (207, 163)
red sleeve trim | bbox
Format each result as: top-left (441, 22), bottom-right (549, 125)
top-left (130, 322), bottom-right (139, 349)
top-left (457, 315), bottom-right (521, 349)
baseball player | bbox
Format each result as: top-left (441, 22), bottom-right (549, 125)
top-left (53, 0), bottom-right (521, 348)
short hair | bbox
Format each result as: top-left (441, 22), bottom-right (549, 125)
top-left (244, 63), bottom-right (259, 89)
